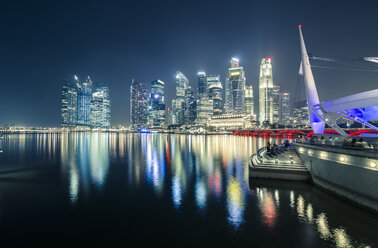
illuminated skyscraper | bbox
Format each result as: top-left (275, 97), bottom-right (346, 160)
top-left (90, 85), bottom-right (111, 128)
top-left (148, 80), bottom-right (165, 127)
top-left (207, 75), bottom-right (223, 115)
top-left (196, 97), bottom-right (213, 125)
top-left (184, 86), bottom-right (196, 124)
top-left (244, 85), bottom-right (254, 116)
top-left (225, 58), bottom-right (245, 114)
top-left (77, 76), bottom-right (93, 126)
top-left (173, 71), bottom-right (189, 125)
top-left (259, 58), bottom-right (274, 124)
top-left (280, 92), bottom-right (290, 125)
top-left (61, 77), bottom-right (78, 127)
top-left (130, 79), bottom-right (148, 127)
top-left (197, 71), bottom-right (207, 98)
top-left (272, 85), bottom-right (281, 124)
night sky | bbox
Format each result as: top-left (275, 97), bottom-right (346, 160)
top-left (1, 0), bottom-right (377, 126)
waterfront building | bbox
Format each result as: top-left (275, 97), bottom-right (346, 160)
top-left (207, 113), bottom-right (257, 130)
top-left (130, 79), bottom-right (148, 127)
top-left (272, 85), bottom-right (281, 124)
top-left (244, 84), bottom-right (254, 116)
top-left (225, 58), bottom-right (245, 114)
top-left (184, 87), bottom-right (196, 124)
top-left (148, 80), bottom-right (165, 127)
top-left (77, 76), bottom-right (93, 127)
top-left (196, 97), bottom-right (213, 125)
top-left (90, 85), bottom-right (111, 128)
top-left (280, 92), bottom-right (290, 126)
top-left (259, 58), bottom-right (274, 124)
top-left (173, 71), bottom-right (189, 125)
top-left (61, 77), bottom-right (78, 127)
top-left (207, 75), bottom-right (223, 115)
top-left (292, 100), bottom-right (309, 127)
top-left (197, 71), bottom-right (207, 98)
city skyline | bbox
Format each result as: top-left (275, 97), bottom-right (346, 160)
top-left (1, 1), bottom-right (378, 126)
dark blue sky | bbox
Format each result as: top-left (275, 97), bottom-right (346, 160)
top-left (1, 0), bottom-right (377, 126)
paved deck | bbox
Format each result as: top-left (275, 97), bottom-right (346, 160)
top-left (249, 149), bottom-right (311, 181)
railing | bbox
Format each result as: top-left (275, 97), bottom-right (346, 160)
top-left (249, 143), bottom-right (289, 168)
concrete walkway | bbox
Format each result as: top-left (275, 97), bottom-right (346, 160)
top-left (249, 148), bottom-right (311, 181)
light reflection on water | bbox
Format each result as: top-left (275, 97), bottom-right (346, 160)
top-left (0, 133), bottom-right (377, 247)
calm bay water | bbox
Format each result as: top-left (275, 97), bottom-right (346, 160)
top-left (0, 133), bottom-right (377, 247)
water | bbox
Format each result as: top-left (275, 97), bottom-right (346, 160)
top-left (0, 133), bottom-right (377, 247)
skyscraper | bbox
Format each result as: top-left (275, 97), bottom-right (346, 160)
top-left (259, 58), bottom-right (274, 124)
top-left (272, 85), bottom-right (281, 124)
top-left (196, 97), bottom-right (213, 125)
top-left (244, 85), bottom-right (254, 116)
top-left (148, 80), bottom-right (165, 127)
top-left (207, 75), bottom-right (223, 115)
top-left (130, 79), bottom-right (148, 127)
top-left (184, 86), bottom-right (196, 124)
top-left (77, 76), bottom-right (93, 126)
top-left (225, 58), bottom-right (245, 114)
top-left (173, 71), bottom-right (189, 125)
top-left (61, 78), bottom-right (78, 127)
top-left (90, 85), bottom-right (111, 128)
top-left (197, 71), bottom-right (207, 98)
top-left (280, 92), bottom-right (291, 126)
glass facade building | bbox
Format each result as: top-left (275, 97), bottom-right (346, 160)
top-left (244, 85), bottom-right (254, 116)
top-left (61, 78), bottom-right (78, 127)
top-left (77, 76), bottom-right (93, 126)
top-left (225, 58), bottom-right (245, 114)
top-left (208, 75), bottom-right (223, 115)
top-left (259, 58), bottom-right (274, 124)
top-left (197, 71), bottom-right (207, 97)
top-left (148, 80), bottom-right (166, 127)
top-left (90, 86), bottom-right (111, 129)
top-left (272, 85), bottom-right (281, 124)
top-left (130, 79), bottom-right (148, 127)
top-left (280, 92), bottom-right (290, 125)
top-left (173, 71), bottom-right (189, 125)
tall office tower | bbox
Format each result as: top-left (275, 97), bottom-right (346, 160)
top-left (259, 57), bottom-right (274, 124)
top-left (292, 100), bottom-right (309, 127)
top-left (196, 97), bottom-right (213, 125)
top-left (225, 58), bottom-right (245, 114)
top-left (197, 71), bottom-right (207, 98)
top-left (207, 75), bottom-right (223, 115)
top-left (90, 85), bottom-right (111, 128)
top-left (130, 79), bottom-right (148, 127)
top-left (280, 92), bottom-right (290, 126)
top-left (184, 87), bottom-right (195, 124)
top-left (61, 78), bottom-right (78, 127)
top-left (244, 84), bottom-right (254, 115)
top-left (77, 76), bottom-right (93, 126)
top-left (148, 80), bottom-right (166, 127)
top-left (272, 85), bottom-right (281, 124)
top-left (173, 71), bottom-right (189, 125)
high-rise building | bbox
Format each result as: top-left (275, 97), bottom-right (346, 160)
top-left (130, 79), bottom-right (148, 127)
top-left (197, 71), bottom-right (207, 98)
top-left (61, 77), bottom-right (78, 127)
top-left (77, 76), bottom-right (93, 126)
top-left (244, 85), bottom-right (254, 116)
top-left (173, 71), bottom-right (189, 125)
top-left (148, 80), bottom-right (165, 127)
top-left (196, 97), bottom-right (213, 125)
top-left (280, 92), bottom-right (290, 126)
top-left (184, 86), bottom-right (196, 124)
top-left (272, 85), bottom-right (281, 124)
top-left (90, 85), bottom-right (111, 128)
top-left (207, 75), bottom-right (223, 115)
top-left (292, 100), bottom-right (309, 127)
top-left (225, 58), bottom-right (245, 114)
top-left (259, 57), bottom-right (274, 124)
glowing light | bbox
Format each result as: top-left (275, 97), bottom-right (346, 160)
top-left (299, 147), bottom-right (304, 152)
top-left (308, 150), bottom-right (312, 155)
top-left (231, 57), bottom-right (239, 62)
top-left (298, 24), bottom-right (302, 28)
top-left (320, 152), bottom-right (326, 158)
top-left (316, 213), bottom-right (331, 239)
top-left (370, 162), bottom-right (377, 168)
top-left (340, 156), bottom-right (346, 162)
top-left (230, 71), bottom-right (240, 76)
